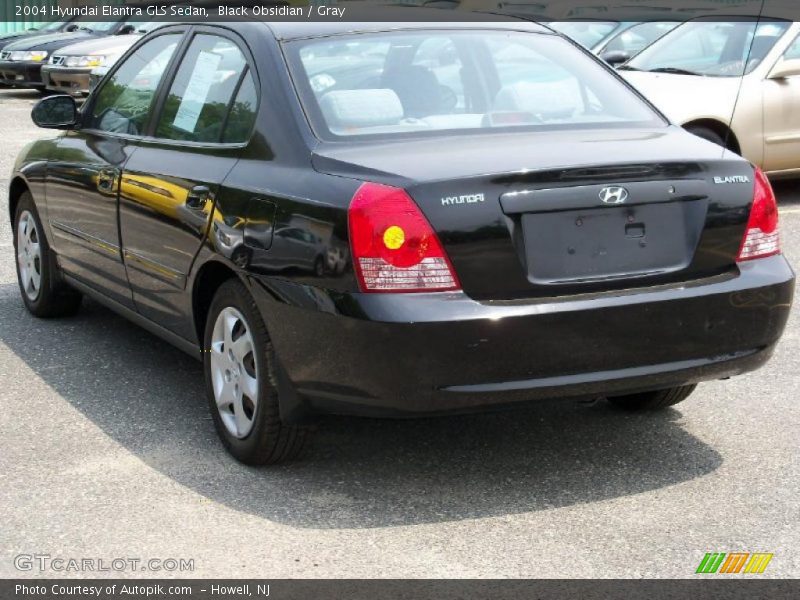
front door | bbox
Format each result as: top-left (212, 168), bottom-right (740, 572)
top-left (45, 31), bottom-right (184, 307)
top-left (119, 29), bottom-right (258, 338)
top-left (46, 131), bottom-right (135, 307)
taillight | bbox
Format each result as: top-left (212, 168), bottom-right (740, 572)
top-left (348, 182), bottom-right (461, 293)
top-left (737, 167), bottom-right (780, 262)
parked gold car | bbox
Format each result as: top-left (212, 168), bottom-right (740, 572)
top-left (621, 19), bottom-right (800, 177)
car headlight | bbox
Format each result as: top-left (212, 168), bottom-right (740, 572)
top-left (11, 50), bottom-right (48, 62)
top-left (65, 55), bottom-right (106, 68)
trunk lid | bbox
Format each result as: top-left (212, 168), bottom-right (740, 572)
top-left (312, 126), bottom-right (756, 299)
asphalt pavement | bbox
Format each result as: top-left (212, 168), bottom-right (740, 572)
top-left (0, 88), bottom-right (798, 578)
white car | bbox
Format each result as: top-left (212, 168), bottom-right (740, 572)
top-left (620, 19), bottom-right (800, 177)
top-left (41, 35), bottom-right (139, 95)
top-left (41, 21), bottom-right (167, 96)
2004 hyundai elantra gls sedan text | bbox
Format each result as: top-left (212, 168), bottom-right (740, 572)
top-left (10, 20), bottom-right (794, 464)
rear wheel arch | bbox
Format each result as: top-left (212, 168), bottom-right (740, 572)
top-left (192, 261), bottom-right (241, 347)
top-left (683, 119), bottom-right (742, 155)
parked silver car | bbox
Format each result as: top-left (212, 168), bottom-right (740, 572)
top-left (41, 21), bottom-right (166, 95)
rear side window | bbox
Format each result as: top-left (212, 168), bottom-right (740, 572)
top-left (155, 34), bottom-right (253, 143)
top-left (89, 33), bottom-right (181, 135)
top-left (222, 68), bottom-right (258, 143)
top-left (285, 30), bottom-right (664, 139)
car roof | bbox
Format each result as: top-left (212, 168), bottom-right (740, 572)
top-left (265, 15), bottom-right (551, 41)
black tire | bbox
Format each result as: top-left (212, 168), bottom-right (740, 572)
top-left (607, 384), bottom-right (697, 411)
top-left (313, 256), bottom-right (325, 277)
top-left (203, 278), bottom-right (308, 465)
top-left (685, 125), bottom-right (727, 149)
top-left (13, 192), bottom-right (82, 318)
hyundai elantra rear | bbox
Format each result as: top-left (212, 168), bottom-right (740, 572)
top-left (273, 25), bottom-right (794, 419)
top-left (13, 21), bottom-right (794, 465)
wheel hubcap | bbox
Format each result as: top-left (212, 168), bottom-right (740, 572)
top-left (210, 307), bottom-right (259, 439)
top-left (16, 211), bottom-right (42, 301)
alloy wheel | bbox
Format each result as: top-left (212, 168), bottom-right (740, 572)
top-left (210, 307), bottom-right (259, 439)
top-left (17, 210), bottom-right (42, 301)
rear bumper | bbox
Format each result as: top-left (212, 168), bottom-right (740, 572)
top-left (41, 66), bottom-right (91, 94)
top-left (0, 61), bottom-right (44, 87)
top-left (250, 255), bottom-right (794, 419)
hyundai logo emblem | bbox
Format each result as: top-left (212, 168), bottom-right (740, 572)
top-left (599, 186), bottom-right (629, 204)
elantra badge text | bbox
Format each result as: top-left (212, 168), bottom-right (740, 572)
top-left (714, 176), bottom-right (751, 184)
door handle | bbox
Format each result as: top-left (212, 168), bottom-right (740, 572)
top-left (96, 169), bottom-right (118, 194)
top-left (185, 185), bottom-right (211, 210)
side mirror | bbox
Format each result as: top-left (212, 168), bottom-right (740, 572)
top-left (601, 50), bottom-right (631, 67)
top-left (768, 58), bottom-right (800, 80)
top-left (31, 95), bottom-right (78, 129)
top-left (117, 24), bottom-right (136, 35)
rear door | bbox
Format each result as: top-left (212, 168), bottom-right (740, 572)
top-left (45, 30), bottom-right (183, 307)
top-left (119, 27), bottom-right (259, 337)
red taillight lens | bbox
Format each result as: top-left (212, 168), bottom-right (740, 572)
top-left (737, 167), bottom-right (780, 262)
top-left (348, 182), bottom-right (461, 293)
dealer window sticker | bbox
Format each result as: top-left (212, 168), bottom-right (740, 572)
top-left (173, 50), bottom-right (222, 133)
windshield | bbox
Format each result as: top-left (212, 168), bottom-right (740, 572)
top-left (131, 20), bottom-right (169, 34)
top-left (628, 20), bottom-right (791, 76)
top-left (550, 21), bottom-right (618, 49)
top-left (602, 22), bottom-right (680, 55)
top-left (37, 21), bottom-right (67, 32)
top-left (285, 30), bottom-right (664, 140)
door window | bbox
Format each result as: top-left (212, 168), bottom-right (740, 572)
top-left (88, 33), bottom-right (181, 135)
top-left (784, 34), bottom-right (800, 60)
top-left (155, 34), bottom-right (251, 143)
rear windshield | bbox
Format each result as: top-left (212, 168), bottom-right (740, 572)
top-left (283, 29), bottom-right (665, 140)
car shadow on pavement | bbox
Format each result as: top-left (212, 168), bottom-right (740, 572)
top-left (0, 287), bottom-right (723, 529)
top-left (0, 89), bottom-right (42, 101)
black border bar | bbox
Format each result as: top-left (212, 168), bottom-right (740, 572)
top-left (3, 579), bottom-right (800, 600)
top-left (4, 0), bottom-right (800, 23)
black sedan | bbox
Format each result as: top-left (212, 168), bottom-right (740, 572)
top-left (0, 18), bottom-right (133, 91)
top-left (10, 20), bottom-right (794, 464)
top-left (0, 19), bottom-right (79, 52)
